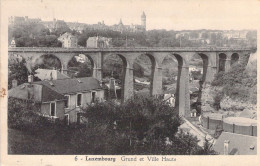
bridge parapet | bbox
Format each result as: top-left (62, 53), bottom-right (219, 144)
top-left (8, 46), bottom-right (256, 53)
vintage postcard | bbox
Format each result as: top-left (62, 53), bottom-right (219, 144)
top-left (1, 0), bottom-right (260, 165)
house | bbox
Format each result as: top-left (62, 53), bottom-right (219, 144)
top-left (35, 69), bottom-right (69, 81)
top-left (8, 77), bottom-right (105, 124)
top-left (58, 32), bottom-right (78, 48)
top-left (213, 132), bottom-right (257, 155)
top-left (10, 38), bottom-right (16, 47)
top-left (163, 93), bottom-right (175, 107)
top-left (86, 36), bottom-right (111, 48)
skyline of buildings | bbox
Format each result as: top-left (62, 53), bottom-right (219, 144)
top-left (9, 11), bottom-right (147, 33)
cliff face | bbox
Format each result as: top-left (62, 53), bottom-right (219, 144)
top-left (201, 51), bottom-right (257, 119)
top-left (201, 85), bottom-right (220, 113)
top-left (201, 85), bottom-right (257, 118)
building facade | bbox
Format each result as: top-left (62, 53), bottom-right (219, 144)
top-left (86, 36), bottom-right (112, 48)
top-left (8, 77), bottom-right (105, 124)
top-left (58, 32), bottom-right (78, 48)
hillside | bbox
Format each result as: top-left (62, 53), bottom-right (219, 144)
top-left (201, 52), bottom-right (257, 118)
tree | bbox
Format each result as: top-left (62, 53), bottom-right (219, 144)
top-left (197, 138), bottom-right (217, 155)
top-left (8, 58), bottom-right (30, 89)
top-left (67, 96), bottom-right (212, 155)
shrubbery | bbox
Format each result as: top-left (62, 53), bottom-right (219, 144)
top-left (9, 96), bottom-right (216, 155)
top-left (211, 63), bottom-right (256, 104)
top-left (8, 98), bottom-right (52, 133)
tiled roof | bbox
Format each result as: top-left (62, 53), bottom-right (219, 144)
top-left (34, 77), bottom-right (102, 95)
top-left (223, 117), bottom-right (257, 126)
top-left (41, 85), bottom-right (66, 102)
top-left (213, 132), bottom-right (257, 155)
top-left (8, 83), bottom-right (65, 102)
top-left (58, 32), bottom-right (76, 40)
top-left (8, 84), bottom-right (37, 101)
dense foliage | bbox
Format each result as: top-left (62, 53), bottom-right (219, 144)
top-left (211, 61), bottom-right (257, 105)
top-left (8, 58), bottom-right (29, 89)
top-left (9, 22), bottom-right (62, 47)
top-left (8, 56), bottom-right (47, 89)
top-left (8, 96), bottom-right (216, 155)
top-left (9, 21), bottom-right (257, 48)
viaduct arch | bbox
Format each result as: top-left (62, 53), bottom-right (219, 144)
top-left (8, 47), bottom-right (255, 116)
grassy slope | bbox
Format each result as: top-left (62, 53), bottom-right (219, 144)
top-left (8, 128), bottom-right (71, 154)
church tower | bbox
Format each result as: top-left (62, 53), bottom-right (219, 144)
top-left (141, 11), bottom-right (146, 31)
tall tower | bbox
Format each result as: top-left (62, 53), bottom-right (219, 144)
top-left (141, 11), bottom-right (146, 31)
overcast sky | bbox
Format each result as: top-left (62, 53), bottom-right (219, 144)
top-left (2, 0), bottom-right (260, 30)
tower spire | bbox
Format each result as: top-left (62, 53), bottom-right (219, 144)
top-left (141, 11), bottom-right (146, 31)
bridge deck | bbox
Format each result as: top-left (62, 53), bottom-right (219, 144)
top-left (8, 47), bottom-right (256, 53)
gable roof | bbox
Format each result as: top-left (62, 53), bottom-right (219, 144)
top-left (8, 83), bottom-right (65, 102)
top-left (34, 77), bottom-right (102, 95)
top-left (8, 84), bottom-right (37, 101)
top-left (41, 85), bottom-right (66, 102)
top-left (213, 132), bottom-right (257, 155)
top-left (58, 32), bottom-right (76, 40)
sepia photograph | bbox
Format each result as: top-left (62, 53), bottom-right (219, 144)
top-left (1, 0), bottom-right (259, 165)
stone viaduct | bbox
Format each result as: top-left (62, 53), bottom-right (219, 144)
top-left (8, 47), bottom-right (255, 116)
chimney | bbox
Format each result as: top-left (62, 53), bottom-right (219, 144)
top-left (99, 80), bottom-right (103, 87)
top-left (28, 75), bottom-right (33, 83)
top-left (12, 80), bottom-right (18, 88)
top-left (224, 140), bottom-right (230, 155)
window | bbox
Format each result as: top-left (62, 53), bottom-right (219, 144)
top-left (77, 93), bottom-right (82, 107)
top-left (50, 102), bottom-right (56, 117)
top-left (91, 91), bottom-right (96, 103)
top-left (64, 95), bottom-right (70, 108)
top-left (64, 114), bottom-right (69, 125)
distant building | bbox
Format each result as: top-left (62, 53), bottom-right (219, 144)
top-left (75, 54), bottom-right (87, 63)
top-left (213, 132), bottom-right (257, 155)
top-left (65, 12), bottom-right (146, 33)
top-left (8, 77), bottom-right (105, 124)
top-left (35, 69), bottom-right (69, 81)
top-left (41, 18), bottom-right (69, 33)
top-left (67, 22), bottom-right (87, 33)
top-left (58, 32), bottom-right (78, 48)
top-left (86, 36), bottom-right (111, 48)
top-left (222, 30), bottom-right (248, 40)
top-left (9, 16), bottom-right (25, 25)
top-left (8, 16), bottom-right (41, 25)
top-left (10, 38), bottom-right (16, 47)
top-left (164, 94), bottom-right (175, 107)
top-left (109, 12), bottom-right (146, 33)
top-left (105, 77), bottom-right (121, 100)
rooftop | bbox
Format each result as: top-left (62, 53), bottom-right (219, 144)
top-left (34, 77), bottom-right (102, 95)
top-left (8, 83), bottom-right (65, 102)
top-left (213, 132), bottom-right (257, 155)
top-left (223, 117), bottom-right (257, 126)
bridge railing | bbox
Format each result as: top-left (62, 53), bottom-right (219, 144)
top-left (8, 46), bottom-right (256, 52)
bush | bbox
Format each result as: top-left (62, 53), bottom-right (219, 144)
top-left (211, 63), bottom-right (256, 104)
top-left (213, 91), bottom-right (224, 110)
top-left (8, 98), bottom-right (53, 133)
